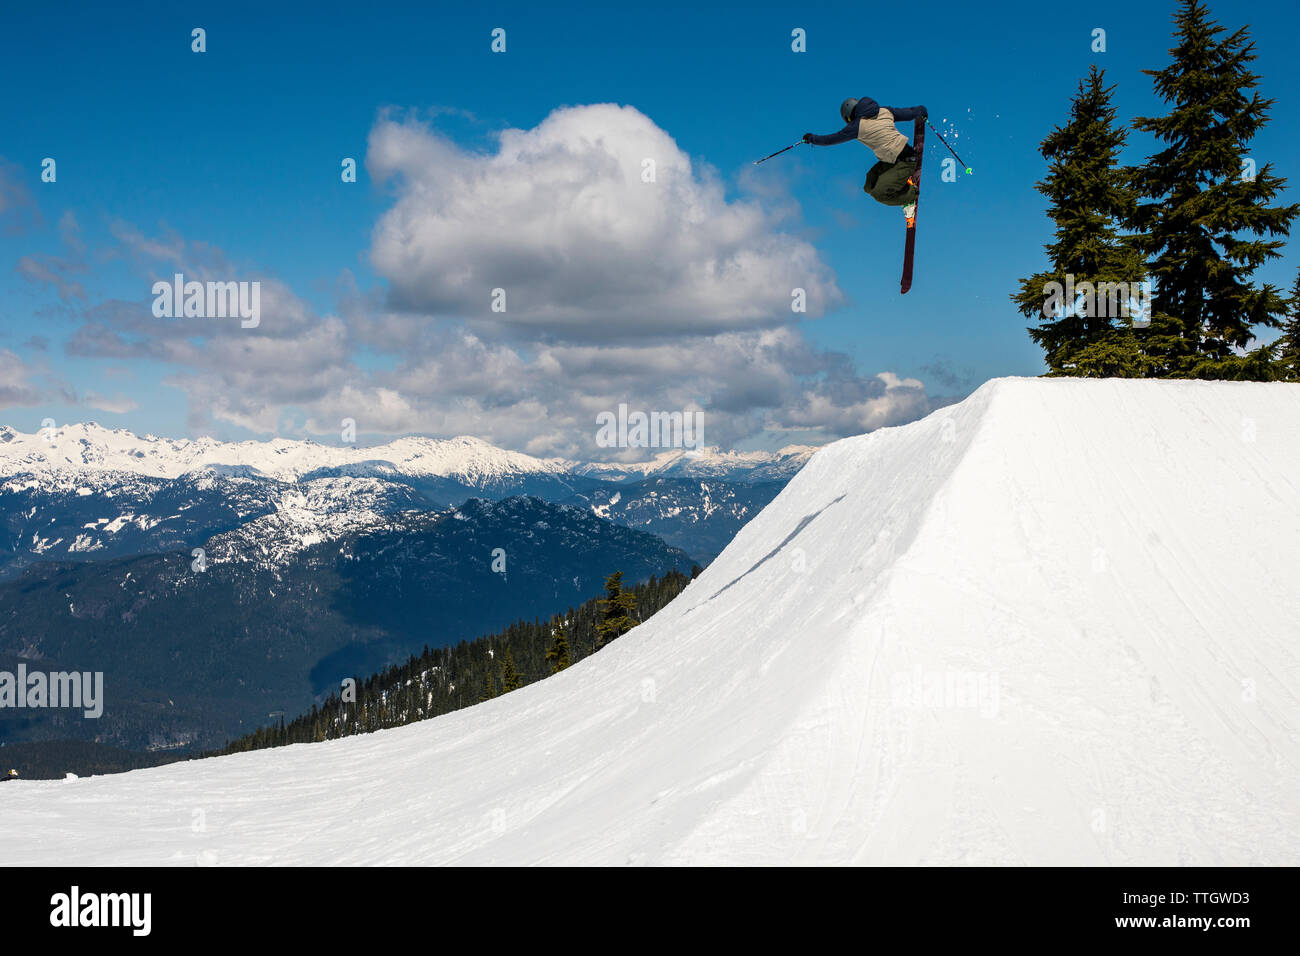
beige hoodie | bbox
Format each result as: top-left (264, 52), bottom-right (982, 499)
top-left (857, 108), bottom-right (910, 163)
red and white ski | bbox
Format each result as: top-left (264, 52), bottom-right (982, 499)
top-left (900, 117), bottom-right (926, 294)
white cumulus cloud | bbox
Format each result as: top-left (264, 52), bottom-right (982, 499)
top-left (367, 104), bottom-right (842, 337)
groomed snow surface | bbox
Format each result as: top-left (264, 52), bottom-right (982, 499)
top-left (3, 378), bottom-right (1298, 865)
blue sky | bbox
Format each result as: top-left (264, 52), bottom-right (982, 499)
top-left (2, 0), bottom-right (1298, 457)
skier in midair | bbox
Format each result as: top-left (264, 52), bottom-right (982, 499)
top-left (803, 98), bottom-right (928, 224)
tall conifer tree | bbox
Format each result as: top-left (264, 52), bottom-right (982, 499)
top-left (1129, 0), bottom-right (1297, 378)
top-left (545, 618), bottom-right (572, 673)
top-left (1277, 266), bottom-right (1300, 380)
top-left (501, 647), bottom-right (521, 692)
top-left (596, 571), bottom-right (639, 649)
top-left (1013, 65), bottom-right (1147, 376)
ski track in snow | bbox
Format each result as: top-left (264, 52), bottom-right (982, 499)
top-left (2, 378), bottom-right (1298, 865)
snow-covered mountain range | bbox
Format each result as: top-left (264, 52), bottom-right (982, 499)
top-left (0, 423), bottom-right (814, 576)
top-left (561, 477), bottom-right (785, 563)
top-left (0, 469), bottom-right (440, 579)
top-left (570, 445), bottom-right (817, 484)
top-left (0, 422), bottom-right (815, 485)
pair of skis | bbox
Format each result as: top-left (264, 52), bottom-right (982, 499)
top-left (899, 117), bottom-right (925, 295)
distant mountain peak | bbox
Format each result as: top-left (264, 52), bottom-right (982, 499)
top-left (0, 422), bottom-right (818, 485)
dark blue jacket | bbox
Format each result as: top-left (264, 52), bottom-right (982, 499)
top-left (806, 98), bottom-right (927, 146)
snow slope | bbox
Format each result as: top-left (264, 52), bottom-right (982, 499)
top-left (3, 378), bottom-right (1298, 865)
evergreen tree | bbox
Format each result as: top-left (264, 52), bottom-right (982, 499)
top-left (1013, 65), bottom-right (1148, 376)
top-left (545, 617), bottom-right (572, 673)
top-left (501, 647), bottom-right (521, 692)
top-left (481, 670), bottom-right (496, 702)
top-left (1277, 267), bottom-right (1300, 380)
top-left (1129, 0), bottom-right (1298, 378)
top-left (595, 571), bottom-right (639, 649)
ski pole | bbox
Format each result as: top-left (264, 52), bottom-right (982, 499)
top-left (753, 141), bottom-right (805, 165)
top-left (926, 120), bottom-right (972, 175)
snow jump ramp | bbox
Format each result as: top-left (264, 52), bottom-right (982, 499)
top-left (3, 378), bottom-right (1298, 865)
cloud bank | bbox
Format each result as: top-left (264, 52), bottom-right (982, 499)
top-left (9, 107), bottom-right (940, 455)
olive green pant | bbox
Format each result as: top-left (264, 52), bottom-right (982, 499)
top-left (864, 157), bottom-right (918, 206)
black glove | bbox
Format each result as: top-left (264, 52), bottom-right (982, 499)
top-left (802, 133), bottom-right (814, 144)
top-left (918, 106), bottom-right (928, 118)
